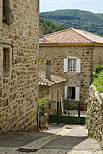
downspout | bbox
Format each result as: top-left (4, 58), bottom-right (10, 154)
top-left (90, 45), bottom-right (95, 84)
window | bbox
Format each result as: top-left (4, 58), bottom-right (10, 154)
top-left (3, 0), bottom-right (13, 24)
top-left (65, 86), bottom-right (80, 101)
top-left (3, 48), bottom-right (10, 77)
top-left (68, 87), bottom-right (75, 99)
top-left (64, 58), bottom-right (81, 73)
top-left (68, 59), bottom-right (76, 72)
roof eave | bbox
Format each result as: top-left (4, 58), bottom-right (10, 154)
top-left (39, 42), bottom-right (103, 47)
top-left (38, 80), bottom-right (67, 87)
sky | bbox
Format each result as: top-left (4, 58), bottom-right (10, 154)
top-left (40, 0), bottom-right (103, 13)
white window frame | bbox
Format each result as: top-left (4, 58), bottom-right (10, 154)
top-left (64, 86), bottom-right (80, 101)
top-left (64, 57), bottom-right (81, 73)
top-left (68, 59), bottom-right (76, 72)
top-left (75, 87), bottom-right (80, 101)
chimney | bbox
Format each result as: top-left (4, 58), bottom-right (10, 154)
top-left (46, 60), bottom-right (51, 80)
top-left (39, 23), bottom-right (44, 38)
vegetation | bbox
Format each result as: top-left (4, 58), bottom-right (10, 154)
top-left (94, 65), bottom-right (103, 76)
top-left (40, 18), bottom-right (65, 35)
top-left (88, 130), bottom-right (94, 137)
top-left (40, 9), bottom-right (103, 35)
top-left (93, 71), bottom-right (103, 93)
top-left (38, 97), bottom-right (48, 115)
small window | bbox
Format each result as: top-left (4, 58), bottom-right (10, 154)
top-left (64, 58), bottom-right (81, 73)
top-left (3, 0), bottom-right (13, 24)
top-left (68, 87), bottom-right (75, 100)
top-left (68, 59), bottom-right (76, 72)
top-left (3, 48), bottom-right (10, 77)
top-left (65, 86), bottom-right (80, 101)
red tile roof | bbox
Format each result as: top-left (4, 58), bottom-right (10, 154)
top-left (39, 28), bottom-right (103, 44)
top-left (38, 72), bottom-right (67, 86)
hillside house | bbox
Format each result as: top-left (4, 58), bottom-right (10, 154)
top-left (39, 28), bottom-right (103, 103)
top-left (0, 0), bottom-right (39, 132)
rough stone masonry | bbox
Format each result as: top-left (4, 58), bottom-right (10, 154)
top-left (0, 0), bottom-right (39, 132)
top-left (87, 85), bottom-right (103, 148)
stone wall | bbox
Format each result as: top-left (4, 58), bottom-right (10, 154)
top-left (39, 114), bottom-right (48, 130)
top-left (38, 83), bottom-right (65, 129)
top-left (39, 83), bottom-right (65, 115)
top-left (39, 45), bottom-right (94, 102)
top-left (0, 0), bottom-right (39, 132)
top-left (93, 46), bottom-right (103, 69)
top-left (87, 85), bottom-right (103, 146)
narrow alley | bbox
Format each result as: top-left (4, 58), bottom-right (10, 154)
top-left (0, 124), bottom-right (102, 154)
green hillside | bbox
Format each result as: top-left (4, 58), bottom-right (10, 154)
top-left (40, 18), bottom-right (65, 35)
top-left (40, 9), bottom-right (103, 35)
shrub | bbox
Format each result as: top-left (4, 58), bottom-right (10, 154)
top-left (38, 97), bottom-right (48, 115)
top-left (93, 71), bottom-right (103, 93)
top-left (88, 130), bottom-right (94, 137)
top-left (94, 65), bottom-right (103, 77)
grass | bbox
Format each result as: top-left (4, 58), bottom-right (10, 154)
top-left (88, 130), bottom-right (94, 137)
top-left (93, 71), bottom-right (103, 93)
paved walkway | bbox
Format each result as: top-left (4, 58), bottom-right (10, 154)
top-left (0, 124), bottom-right (102, 154)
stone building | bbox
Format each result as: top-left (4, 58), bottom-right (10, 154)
top-left (39, 28), bottom-right (103, 103)
top-left (0, 0), bottom-right (39, 132)
top-left (38, 60), bottom-right (67, 115)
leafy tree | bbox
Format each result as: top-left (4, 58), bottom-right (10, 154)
top-left (40, 18), bottom-right (65, 34)
top-left (40, 9), bottom-right (103, 36)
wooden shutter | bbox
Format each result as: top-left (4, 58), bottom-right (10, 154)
top-left (64, 86), bottom-right (68, 99)
top-left (3, 48), bottom-right (10, 77)
top-left (75, 87), bottom-right (80, 101)
top-left (64, 59), bottom-right (68, 72)
top-left (76, 59), bottom-right (81, 73)
top-left (3, 0), bottom-right (13, 24)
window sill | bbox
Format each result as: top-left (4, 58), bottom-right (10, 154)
top-left (69, 71), bottom-right (76, 73)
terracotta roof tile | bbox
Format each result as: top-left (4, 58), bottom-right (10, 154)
top-left (38, 72), bottom-right (67, 86)
top-left (39, 28), bottom-right (103, 44)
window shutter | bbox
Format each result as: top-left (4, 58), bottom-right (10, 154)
top-left (3, 0), bottom-right (13, 25)
top-left (3, 48), bottom-right (10, 77)
top-left (64, 59), bottom-right (68, 72)
top-left (64, 86), bottom-right (68, 99)
top-left (76, 59), bottom-right (81, 73)
top-left (75, 87), bottom-right (80, 101)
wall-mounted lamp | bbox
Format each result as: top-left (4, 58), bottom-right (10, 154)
top-left (80, 81), bottom-right (86, 87)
